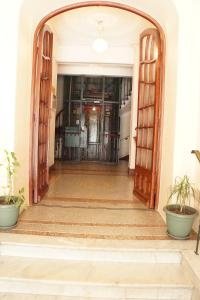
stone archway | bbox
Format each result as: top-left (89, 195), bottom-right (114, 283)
top-left (30, 1), bottom-right (166, 206)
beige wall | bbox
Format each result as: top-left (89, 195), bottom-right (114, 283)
top-left (0, 2), bottom-right (22, 152)
top-left (119, 110), bottom-right (131, 159)
top-left (1, 0), bottom-right (200, 231)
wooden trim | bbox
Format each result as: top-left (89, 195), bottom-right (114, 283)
top-left (32, 30), bottom-right (44, 204)
top-left (134, 28), bottom-right (162, 209)
top-left (150, 30), bottom-right (161, 209)
top-left (34, 2), bottom-right (165, 34)
top-left (128, 168), bottom-right (135, 176)
top-left (30, 1), bottom-right (166, 206)
top-left (119, 155), bottom-right (129, 161)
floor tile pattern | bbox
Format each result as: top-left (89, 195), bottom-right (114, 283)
top-left (3, 161), bottom-right (196, 240)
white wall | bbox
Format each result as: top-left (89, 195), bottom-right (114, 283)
top-left (58, 63), bottom-right (133, 77)
top-left (56, 45), bottom-right (135, 65)
top-left (0, 2), bottom-right (22, 152)
top-left (13, 2), bottom-right (33, 197)
top-left (158, 0), bottom-right (200, 231)
top-left (119, 109), bottom-right (131, 159)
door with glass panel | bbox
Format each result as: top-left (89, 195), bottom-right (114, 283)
top-left (33, 27), bottom-right (53, 203)
top-left (134, 28), bottom-right (161, 208)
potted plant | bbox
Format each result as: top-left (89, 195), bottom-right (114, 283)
top-left (0, 150), bottom-right (25, 229)
top-left (164, 175), bottom-right (198, 239)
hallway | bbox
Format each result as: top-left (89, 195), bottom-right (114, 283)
top-left (8, 161), bottom-right (178, 240)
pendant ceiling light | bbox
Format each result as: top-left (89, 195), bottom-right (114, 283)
top-left (92, 20), bottom-right (108, 53)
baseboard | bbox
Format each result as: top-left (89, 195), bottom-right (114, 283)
top-left (128, 168), bottom-right (135, 176)
top-left (49, 164), bottom-right (55, 172)
top-left (119, 155), bottom-right (129, 161)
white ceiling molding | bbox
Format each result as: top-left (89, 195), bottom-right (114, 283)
top-left (58, 62), bottom-right (133, 77)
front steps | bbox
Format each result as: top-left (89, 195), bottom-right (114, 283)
top-left (13, 197), bottom-right (170, 240)
top-left (0, 256), bottom-right (193, 299)
top-left (0, 242), bottom-right (182, 263)
top-left (0, 295), bottom-right (190, 300)
top-left (0, 235), bottom-right (198, 300)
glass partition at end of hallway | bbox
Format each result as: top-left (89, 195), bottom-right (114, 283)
top-left (55, 75), bottom-right (132, 163)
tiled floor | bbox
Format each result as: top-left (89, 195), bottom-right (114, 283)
top-left (7, 161), bottom-right (195, 240)
top-left (47, 161), bottom-right (136, 201)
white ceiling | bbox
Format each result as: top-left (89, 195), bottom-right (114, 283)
top-left (48, 6), bottom-right (153, 47)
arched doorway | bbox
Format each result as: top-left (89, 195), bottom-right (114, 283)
top-left (30, 1), bottom-right (165, 208)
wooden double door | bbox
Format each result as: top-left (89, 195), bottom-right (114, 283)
top-left (32, 27), bottom-right (162, 206)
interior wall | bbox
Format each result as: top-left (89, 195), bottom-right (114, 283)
top-left (13, 4), bottom-right (33, 197)
top-left (0, 2), bottom-right (22, 153)
top-left (58, 63), bottom-right (133, 77)
top-left (158, 0), bottom-right (200, 232)
top-left (119, 110), bottom-right (131, 158)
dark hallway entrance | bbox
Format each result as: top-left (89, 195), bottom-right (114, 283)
top-left (55, 75), bottom-right (132, 163)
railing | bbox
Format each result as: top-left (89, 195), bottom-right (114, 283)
top-left (103, 132), bottom-right (120, 163)
top-left (55, 108), bottom-right (64, 135)
top-left (120, 135), bottom-right (130, 141)
top-left (120, 78), bottom-right (132, 107)
top-left (191, 150), bottom-right (200, 255)
top-left (55, 109), bottom-right (65, 159)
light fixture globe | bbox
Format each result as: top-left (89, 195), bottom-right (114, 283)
top-left (92, 38), bottom-right (108, 53)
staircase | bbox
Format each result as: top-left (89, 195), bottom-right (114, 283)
top-left (0, 235), bottom-right (199, 299)
top-left (55, 108), bottom-right (64, 160)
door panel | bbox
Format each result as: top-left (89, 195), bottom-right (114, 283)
top-left (33, 27), bottom-right (53, 203)
top-left (134, 28), bottom-right (161, 208)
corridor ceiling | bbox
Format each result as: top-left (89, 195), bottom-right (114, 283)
top-left (48, 6), bottom-right (153, 47)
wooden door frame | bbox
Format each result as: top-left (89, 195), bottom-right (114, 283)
top-left (134, 28), bottom-right (162, 208)
top-left (30, 1), bottom-right (166, 206)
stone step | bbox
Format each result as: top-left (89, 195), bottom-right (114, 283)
top-left (18, 203), bottom-right (163, 226)
top-left (11, 221), bottom-right (169, 240)
top-left (0, 256), bottom-right (193, 299)
top-left (0, 294), bottom-right (183, 300)
top-left (0, 241), bottom-right (182, 263)
top-left (41, 198), bottom-right (145, 209)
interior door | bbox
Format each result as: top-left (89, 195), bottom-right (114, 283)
top-left (33, 27), bottom-right (53, 203)
top-left (134, 28), bottom-right (161, 208)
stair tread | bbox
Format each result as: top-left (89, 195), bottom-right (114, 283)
top-left (12, 221), bottom-right (168, 240)
top-left (0, 232), bottom-right (196, 250)
top-left (10, 203), bottom-right (168, 240)
top-left (0, 256), bottom-right (192, 287)
top-left (0, 294), bottom-right (179, 300)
